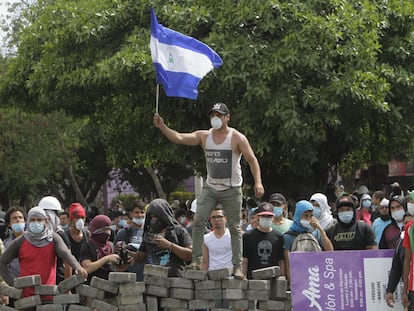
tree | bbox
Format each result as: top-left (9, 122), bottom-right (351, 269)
top-left (1, 0), bottom-right (414, 199)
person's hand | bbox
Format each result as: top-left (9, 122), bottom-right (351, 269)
top-left (254, 183), bottom-right (264, 199)
top-left (386, 292), bottom-right (395, 307)
top-left (310, 217), bottom-right (322, 231)
top-left (153, 114), bottom-right (164, 128)
top-left (106, 254), bottom-right (121, 265)
top-left (75, 267), bottom-right (88, 279)
top-left (403, 292), bottom-right (410, 308)
top-left (154, 235), bottom-right (171, 249)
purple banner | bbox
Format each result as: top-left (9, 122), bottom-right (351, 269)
top-left (290, 250), bottom-right (402, 311)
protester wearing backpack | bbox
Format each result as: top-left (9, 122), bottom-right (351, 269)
top-left (325, 197), bottom-right (377, 250)
top-left (283, 200), bottom-right (333, 282)
top-left (242, 202), bottom-right (285, 280)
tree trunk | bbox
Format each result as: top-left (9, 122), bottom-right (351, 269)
top-left (145, 166), bottom-right (166, 199)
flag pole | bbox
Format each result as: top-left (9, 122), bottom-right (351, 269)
top-left (155, 84), bottom-right (159, 114)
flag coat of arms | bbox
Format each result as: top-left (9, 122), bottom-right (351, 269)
top-left (150, 8), bottom-right (223, 100)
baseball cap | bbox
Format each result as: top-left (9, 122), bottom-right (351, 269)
top-left (336, 197), bottom-right (355, 209)
top-left (269, 193), bottom-right (287, 204)
top-left (209, 102), bottom-right (229, 115)
top-left (257, 203), bottom-right (274, 216)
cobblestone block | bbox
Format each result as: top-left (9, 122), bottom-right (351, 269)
top-left (246, 289), bottom-right (269, 301)
top-left (188, 299), bottom-right (216, 309)
top-left (14, 275), bottom-right (41, 288)
top-left (58, 274), bottom-right (86, 293)
top-left (221, 278), bottom-right (248, 289)
top-left (118, 303), bottom-right (146, 311)
top-left (118, 282), bottom-right (145, 295)
top-left (67, 305), bottom-right (92, 311)
top-left (271, 276), bottom-right (287, 299)
top-left (222, 288), bottom-right (244, 300)
top-left (143, 264), bottom-right (169, 277)
top-left (194, 280), bottom-right (221, 290)
top-left (108, 272), bottom-right (136, 283)
top-left (14, 294), bottom-right (41, 309)
top-left (34, 285), bottom-right (59, 296)
top-left (76, 284), bottom-right (105, 299)
top-left (251, 265), bottom-right (280, 280)
top-left (207, 268), bottom-right (232, 280)
top-left (146, 284), bottom-right (169, 297)
top-left (36, 304), bottom-right (64, 311)
top-left (183, 269), bottom-right (207, 281)
top-left (143, 275), bottom-right (170, 287)
top-left (90, 299), bottom-right (118, 311)
top-left (194, 288), bottom-right (222, 300)
top-left (145, 296), bottom-right (158, 311)
top-left (169, 277), bottom-right (193, 289)
top-left (117, 294), bottom-right (143, 305)
top-left (257, 299), bottom-right (286, 310)
top-left (53, 293), bottom-right (80, 304)
top-left (228, 299), bottom-right (249, 310)
top-left (169, 287), bottom-right (194, 300)
top-left (90, 276), bottom-right (119, 294)
top-left (248, 279), bottom-right (270, 290)
top-left (0, 284), bottom-right (22, 299)
top-left (160, 297), bottom-right (188, 308)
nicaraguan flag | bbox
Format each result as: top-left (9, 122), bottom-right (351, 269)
top-left (150, 8), bottom-right (223, 100)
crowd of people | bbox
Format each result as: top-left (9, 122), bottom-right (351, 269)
top-left (0, 182), bottom-right (410, 309)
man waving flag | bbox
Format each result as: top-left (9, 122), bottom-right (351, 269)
top-left (150, 8), bottom-right (223, 100)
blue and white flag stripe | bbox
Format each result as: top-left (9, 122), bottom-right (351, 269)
top-left (150, 8), bottom-right (223, 99)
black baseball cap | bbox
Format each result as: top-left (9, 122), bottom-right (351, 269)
top-left (269, 193), bottom-right (287, 204)
top-left (336, 196), bottom-right (355, 209)
top-left (257, 202), bottom-right (274, 216)
top-left (209, 102), bottom-right (229, 115)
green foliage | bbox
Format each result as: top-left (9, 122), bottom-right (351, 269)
top-left (2, 0), bottom-right (414, 196)
top-left (168, 191), bottom-right (195, 204)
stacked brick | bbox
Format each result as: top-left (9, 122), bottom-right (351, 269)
top-left (0, 265), bottom-right (291, 311)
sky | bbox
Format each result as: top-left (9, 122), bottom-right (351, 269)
top-left (0, 0), bottom-right (17, 55)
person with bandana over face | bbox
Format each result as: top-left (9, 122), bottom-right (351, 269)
top-left (283, 200), bottom-right (333, 282)
top-left (379, 195), bottom-right (408, 249)
top-left (153, 103), bottom-right (264, 279)
top-left (63, 203), bottom-right (89, 279)
top-left (79, 215), bottom-right (125, 286)
top-left (128, 199), bottom-right (193, 277)
top-left (326, 197), bottom-right (377, 250)
top-left (0, 207), bottom-right (88, 301)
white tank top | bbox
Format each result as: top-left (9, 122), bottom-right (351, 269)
top-left (205, 128), bottom-right (242, 190)
top-left (203, 228), bottom-right (233, 270)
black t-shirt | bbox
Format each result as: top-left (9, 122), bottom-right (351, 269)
top-left (139, 226), bottom-right (192, 277)
top-left (79, 241), bottom-right (114, 282)
top-left (242, 228), bottom-right (284, 279)
top-left (64, 228), bottom-right (88, 261)
top-left (326, 221), bottom-right (376, 250)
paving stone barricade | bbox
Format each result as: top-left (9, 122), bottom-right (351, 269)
top-left (0, 265), bottom-right (291, 311)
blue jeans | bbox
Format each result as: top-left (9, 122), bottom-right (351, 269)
top-left (192, 185), bottom-right (243, 267)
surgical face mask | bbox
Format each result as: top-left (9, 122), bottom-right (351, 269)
top-left (391, 209), bottom-right (405, 222)
top-left (312, 207), bottom-right (322, 219)
top-left (11, 223), bottom-right (25, 233)
top-left (109, 225), bottom-right (117, 231)
top-left (338, 211), bottom-right (354, 224)
top-left (300, 219), bottom-right (311, 230)
top-left (29, 221), bottom-right (44, 234)
top-left (61, 224), bottom-right (69, 230)
top-left (210, 116), bottom-right (222, 130)
top-left (118, 219), bottom-right (127, 228)
top-left (75, 219), bottom-right (85, 231)
top-left (150, 219), bottom-right (166, 233)
top-left (132, 217), bottom-right (145, 226)
top-left (273, 206), bottom-right (284, 217)
top-left (407, 202), bottom-right (414, 216)
top-left (362, 200), bottom-right (371, 209)
top-left (259, 217), bottom-right (273, 228)
top-left (180, 216), bottom-right (186, 225)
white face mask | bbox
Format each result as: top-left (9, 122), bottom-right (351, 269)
top-left (259, 217), bottom-right (273, 228)
top-left (75, 218), bottom-right (85, 231)
top-left (408, 202), bottom-right (414, 216)
top-left (391, 209), bottom-right (405, 222)
top-left (300, 219), bottom-right (311, 230)
top-left (210, 116), bottom-right (222, 130)
top-left (132, 217), bottom-right (145, 226)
